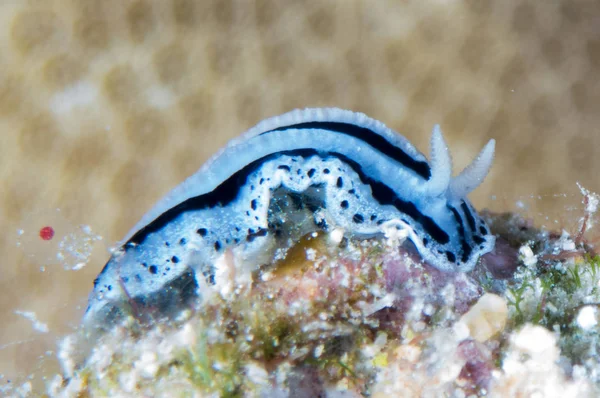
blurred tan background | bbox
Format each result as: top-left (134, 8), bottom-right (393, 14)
top-left (1, 0), bottom-right (599, 386)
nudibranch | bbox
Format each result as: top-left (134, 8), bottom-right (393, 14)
top-left (85, 108), bottom-right (495, 325)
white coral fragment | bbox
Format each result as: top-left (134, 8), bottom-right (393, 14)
top-left (577, 306), bottom-right (598, 330)
top-left (459, 293), bottom-right (508, 342)
top-left (492, 324), bottom-right (594, 398)
top-left (518, 245), bottom-right (538, 267)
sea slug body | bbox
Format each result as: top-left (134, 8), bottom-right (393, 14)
top-left (85, 108), bottom-right (496, 326)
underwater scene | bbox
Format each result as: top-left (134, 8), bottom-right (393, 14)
top-left (2, 1), bottom-right (600, 397)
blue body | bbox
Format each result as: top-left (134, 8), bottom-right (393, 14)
top-left (85, 108), bottom-right (496, 326)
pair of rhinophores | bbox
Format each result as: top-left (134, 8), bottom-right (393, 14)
top-left (85, 108), bottom-right (496, 326)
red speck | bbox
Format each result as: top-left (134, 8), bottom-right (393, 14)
top-left (39, 226), bottom-right (55, 241)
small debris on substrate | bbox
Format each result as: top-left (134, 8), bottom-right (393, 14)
top-left (47, 211), bottom-right (600, 397)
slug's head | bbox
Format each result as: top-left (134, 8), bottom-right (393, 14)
top-left (414, 125), bottom-right (496, 272)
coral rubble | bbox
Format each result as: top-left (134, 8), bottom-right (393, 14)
top-left (40, 210), bottom-right (600, 397)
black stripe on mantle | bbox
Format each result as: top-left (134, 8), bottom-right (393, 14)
top-left (128, 149), bottom-right (448, 247)
top-left (261, 121), bottom-right (431, 179)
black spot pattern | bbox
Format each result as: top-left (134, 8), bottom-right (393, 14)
top-left (461, 201), bottom-right (477, 232)
top-left (448, 205), bottom-right (471, 264)
top-left (473, 235), bottom-right (485, 245)
top-left (247, 228), bottom-right (268, 242)
top-left (352, 214), bottom-right (364, 223)
top-left (128, 149), bottom-right (450, 247)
